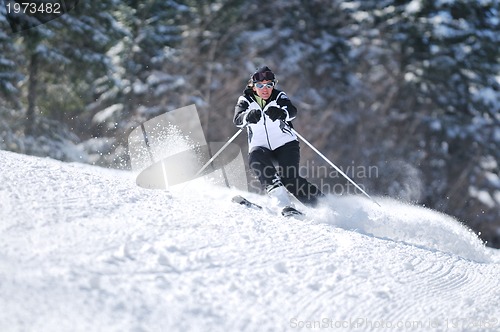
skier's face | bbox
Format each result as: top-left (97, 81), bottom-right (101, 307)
top-left (253, 80), bottom-right (274, 100)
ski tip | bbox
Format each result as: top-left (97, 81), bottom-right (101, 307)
top-left (232, 195), bottom-right (263, 210)
top-left (231, 195), bottom-right (245, 204)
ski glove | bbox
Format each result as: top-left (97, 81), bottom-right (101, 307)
top-left (265, 106), bottom-right (287, 122)
top-left (246, 109), bottom-right (261, 124)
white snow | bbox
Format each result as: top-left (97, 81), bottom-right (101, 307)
top-left (1, 150), bottom-right (500, 332)
top-left (92, 104), bottom-right (124, 124)
top-left (405, 0), bottom-right (422, 14)
top-left (469, 187), bottom-right (496, 209)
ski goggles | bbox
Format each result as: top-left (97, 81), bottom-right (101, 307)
top-left (254, 81), bottom-right (275, 89)
top-left (252, 70), bottom-right (275, 82)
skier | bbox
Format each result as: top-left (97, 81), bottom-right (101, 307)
top-left (233, 66), bottom-right (323, 215)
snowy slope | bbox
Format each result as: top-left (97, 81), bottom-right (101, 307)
top-left (1, 150), bottom-right (499, 332)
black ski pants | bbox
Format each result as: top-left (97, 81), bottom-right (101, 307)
top-left (248, 140), bottom-right (323, 206)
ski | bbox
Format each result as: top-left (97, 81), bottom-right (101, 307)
top-left (232, 195), bottom-right (305, 219)
top-left (232, 195), bottom-right (263, 210)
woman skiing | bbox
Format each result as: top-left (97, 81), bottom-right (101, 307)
top-left (233, 66), bottom-right (323, 215)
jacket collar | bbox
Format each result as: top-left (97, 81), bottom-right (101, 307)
top-left (244, 87), bottom-right (280, 104)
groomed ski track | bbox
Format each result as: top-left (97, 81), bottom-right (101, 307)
top-left (1, 150), bottom-right (499, 331)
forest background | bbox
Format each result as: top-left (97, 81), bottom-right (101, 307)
top-left (0, 0), bottom-right (499, 247)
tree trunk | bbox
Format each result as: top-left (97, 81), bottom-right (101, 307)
top-left (25, 51), bottom-right (39, 136)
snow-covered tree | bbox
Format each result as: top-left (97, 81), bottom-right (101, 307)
top-left (0, 6), bottom-right (22, 105)
top-left (10, 1), bottom-right (124, 136)
top-left (336, 0), bottom-right (500, 245)
top-left (88, 1), bottom-right (189, 127)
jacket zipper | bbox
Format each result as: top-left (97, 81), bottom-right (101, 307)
top-left (263, 111), bottom-right (272, 150)
top-left (252, 95), bottom-right (273, 150)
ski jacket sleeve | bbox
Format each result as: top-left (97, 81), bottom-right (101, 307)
top-left (233, 96), bottom-right (250, 127)
top-left (275, 92), bottom-right (297, 121)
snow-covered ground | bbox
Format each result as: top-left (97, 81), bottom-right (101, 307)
top-left (1, 150), bottom-right (499, 332)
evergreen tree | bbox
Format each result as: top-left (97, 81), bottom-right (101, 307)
top-left (10, 1), bottom-right (124, 135)
top-left (89, 1), bottom-right (189, 127)
top-left (0, 5), bottom-right (22, 106)
top-left (340, 0), bottom-right (500, 244)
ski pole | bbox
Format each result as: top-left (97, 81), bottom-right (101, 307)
top-left (292, 129), bottom-right (381, 207)
top-left (140, 123), bottom-right (155, 164)
top-left (193, 125), bottom-right (246, 179)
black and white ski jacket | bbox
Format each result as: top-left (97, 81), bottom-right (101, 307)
top-left (233, 87), bottom-right (298, 151)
